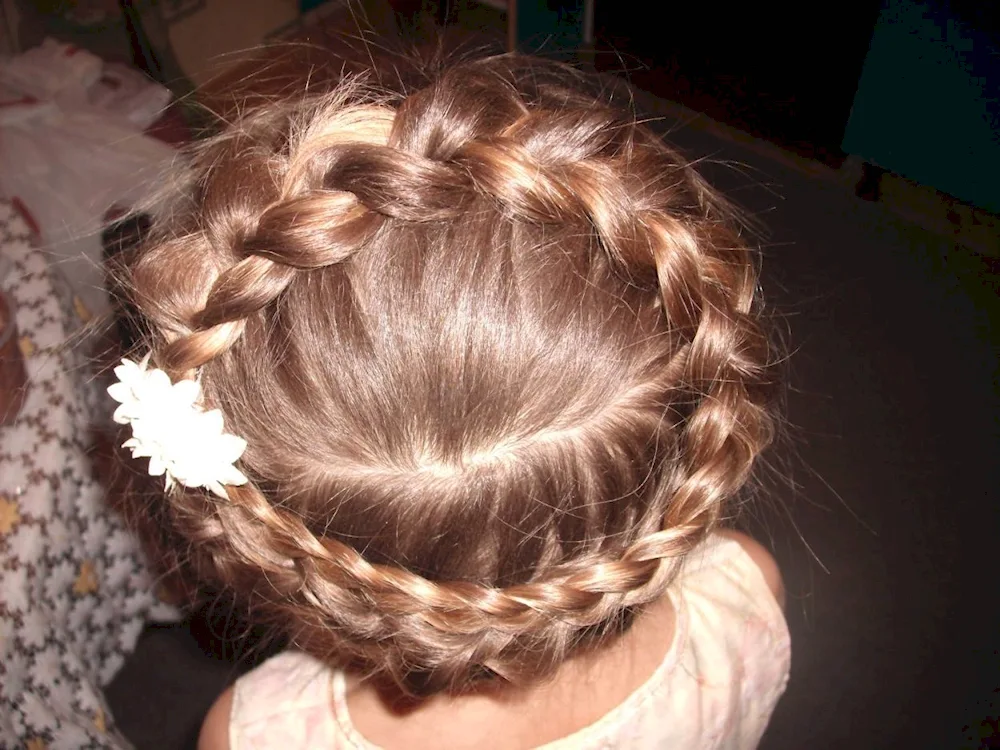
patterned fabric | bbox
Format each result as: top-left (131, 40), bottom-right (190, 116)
top-left (0, 200), bottom-right (177, 749)
top-left (229, 535), bottom-right (792, 750)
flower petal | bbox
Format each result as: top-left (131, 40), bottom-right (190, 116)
top-left (107, 382), bottom-right (133, 404)
top-left (130, 443), bottom-right (154, 459)
top-left (113, 359), bottom-right (140, 383)
top-left (172, 380), bottom-right (201, 407)
top-left (147, 457), bottom-right (166, 476)
top-left (109, 352), bottom-right (249, 497)
top-left (201, 409), bottom-right (225, 436)
top-left (218, 465), bottom-right (248, 487)
top-left (146, 368), bottom-right (172, 393)
top-left (216, 434), bottom-right (248, 463)
top-left (206, 481), bottom-right (228, 499)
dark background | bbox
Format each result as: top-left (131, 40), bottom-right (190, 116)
top-left (593, 2), bottom-right (884, 164)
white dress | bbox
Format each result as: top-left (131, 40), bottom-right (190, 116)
top-left (228, 534), bottom-right (791, 749)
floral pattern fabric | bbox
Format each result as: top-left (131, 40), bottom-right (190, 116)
top-left (0, 200), bottom-right (176, 749)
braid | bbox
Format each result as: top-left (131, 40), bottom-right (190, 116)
top-left (138, 95), bottom-right (398, 375)
top-left (128, 56), bottom-right (776, 694)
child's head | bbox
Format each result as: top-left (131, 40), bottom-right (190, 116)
top-left (126, 54), bottom-right (775, 694)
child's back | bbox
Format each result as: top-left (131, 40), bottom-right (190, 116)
top-left (118, 54), bottom-right (789, 749)
top-left (208, 531), bottom-right (786, 749)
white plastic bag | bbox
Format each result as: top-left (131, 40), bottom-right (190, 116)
top-left (86, 63), bottom-right (174, 130)
top-left (0, 109), bottom-right (174, 316)
top-left (0, 41), bottom-right (176, 316)
top-left (0, 38), bottom-right (103, 101)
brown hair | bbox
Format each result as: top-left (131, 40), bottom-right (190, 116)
top-left (126, 54), bottom-right (775, 695)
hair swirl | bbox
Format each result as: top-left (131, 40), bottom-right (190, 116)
top-left (127, 55), bottom-right (776, 694)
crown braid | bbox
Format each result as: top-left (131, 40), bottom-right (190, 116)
top-left (128, 55), bottom-right (775, 694)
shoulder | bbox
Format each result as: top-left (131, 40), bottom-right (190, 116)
top-left (655, 530), bottom-right (790, 747)
top-left (713, 529), bottom-right (785, 610)
top-left (215, 650), bottom-right (343, 748)
top-left (669, 528), bottom-right (790, 667)
top-left (198, 686), bottom-right (234, 750)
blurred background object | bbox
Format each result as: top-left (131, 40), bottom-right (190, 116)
top-left (843, 0), bottom-right (1000, 214)
top-left (0, 37), bottom-right (177, 316)
top-left (0, 286), bottom-right (27, 426)
top-left (0, 199), bottom-right (180, 748)
top-left (5, 0), bottom-right (190, 86)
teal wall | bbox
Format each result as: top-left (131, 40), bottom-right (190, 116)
top-left (843, 1), bottom-right (1000, 211)
top-left (514, 0), bottom-right (585, 56)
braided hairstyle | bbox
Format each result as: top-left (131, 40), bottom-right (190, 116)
top-left (128, 55), bottom-right (775, 695)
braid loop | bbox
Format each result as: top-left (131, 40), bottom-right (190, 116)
top-left (128, 56), bottom-right (776, 694)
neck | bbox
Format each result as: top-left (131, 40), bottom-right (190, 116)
top-left (343, 592), bottom-right (676, 749)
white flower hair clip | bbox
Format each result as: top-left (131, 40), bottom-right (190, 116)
top-left (108, 355), bottom-right (248, 499)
